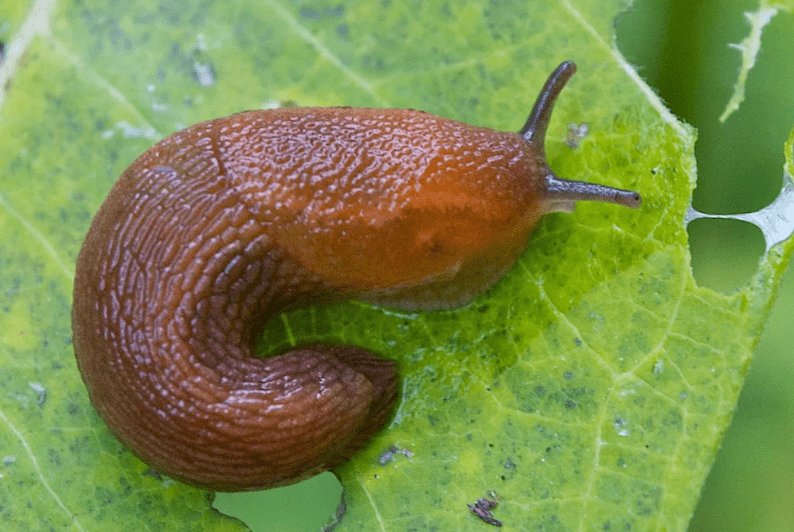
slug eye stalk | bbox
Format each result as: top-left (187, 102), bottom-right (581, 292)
top-left (519, 60), bottom-right (578, 155)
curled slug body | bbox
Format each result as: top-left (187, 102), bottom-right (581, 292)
top-left (72, 61), bottom-right (641, 491)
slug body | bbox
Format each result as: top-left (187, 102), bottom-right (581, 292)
top-left (72, 62), bottom-right (640, 491)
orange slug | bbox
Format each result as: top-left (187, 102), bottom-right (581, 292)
top-left (72, 61), bottom-right (641, 492)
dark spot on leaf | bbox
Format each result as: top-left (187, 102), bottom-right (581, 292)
top-left (119, 476), bottom-right (133, 495)
top-left (109, 25), bottom-right (133, 51)
top-left (48, 449), bottom-right (61, 466)
top-left (300, 7), bottom-right (320, 19)
top-left (143, 468), bottom-right (163, 481)
top-left (301, 5), bottom-right (344, 20)
top-left (69, 436), bottom-right (91, 456)
top-left (362, 54), bottom-right (385, 71)
top-left (95, 486), bottom-right (113, 505)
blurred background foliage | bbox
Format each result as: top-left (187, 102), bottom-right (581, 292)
top-left (617, 1), bottom-right (794, 531)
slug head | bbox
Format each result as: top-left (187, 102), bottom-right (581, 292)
top-left (271, 63), bottom-right (640, 311)
top-left (360, 61), bottom-right (642, 308)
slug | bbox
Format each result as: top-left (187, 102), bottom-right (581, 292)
top-left (72, 61), bottom-right (641, 492)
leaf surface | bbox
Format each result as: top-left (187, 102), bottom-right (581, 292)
top-left (0, 1), bottom-right (791, 531)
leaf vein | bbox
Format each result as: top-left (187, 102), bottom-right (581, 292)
top-left (264, 0), bottom-right (389, 106)
top-left (48, 38), bottom-right (160, 137)
top-left (0, 193), bottom-right (72, 280)
top-left (356, 475), bottom-right (387, 532)
top-left (0, 409), bottom-right (86, 532)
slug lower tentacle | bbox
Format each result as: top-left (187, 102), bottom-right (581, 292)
top-left (72, 61), bottom-right (641, 491)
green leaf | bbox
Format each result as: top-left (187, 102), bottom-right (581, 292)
top-left (0, 1), bottom-right (791, 532)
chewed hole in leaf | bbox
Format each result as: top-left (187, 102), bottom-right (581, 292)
top-left (686, 217), bottom-right (765, 293)
top-left (213, 472), bottom-right (343, 532)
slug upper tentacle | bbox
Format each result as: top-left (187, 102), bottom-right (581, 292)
top-left (519, 60), bottom-right (577, 154)
top-left (72, 61), bottom-right (641, 491)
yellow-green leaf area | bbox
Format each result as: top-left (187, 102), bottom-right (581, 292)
top-left (1, 0), bottom-right (792, 531)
